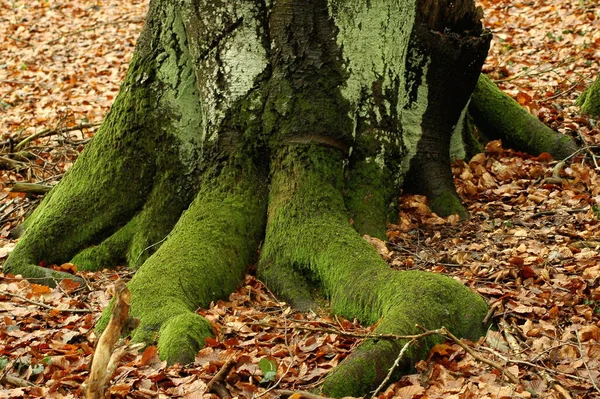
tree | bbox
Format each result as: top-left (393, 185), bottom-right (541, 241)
top-left (3, 0), bottom-right (579, 397)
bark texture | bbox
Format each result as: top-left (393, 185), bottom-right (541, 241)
top-left (4, 0), bottom-right (572, 396)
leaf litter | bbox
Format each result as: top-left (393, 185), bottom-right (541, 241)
top-left (1, 0), bottom-right (600, 398)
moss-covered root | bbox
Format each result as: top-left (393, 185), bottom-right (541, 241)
top-left (322, 271), bottom-right (488, 397)
top-left (98, 161), bottom-right (267, 365)
top-left (260, 145), bottom-right (488, 397)
top-left (577, 74), bottom-right (600, 117)
top-left (71, 170), bottom-right (195, 272)
top-left (3, 53), bottom-right (166, 286)
top-left (470, 74), bottom-right (579, 159)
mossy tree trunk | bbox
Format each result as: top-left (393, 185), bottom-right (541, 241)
top-left (3, 0), bottom-right (577, 397)
top-left (577, 73), bottom-right (600, 117)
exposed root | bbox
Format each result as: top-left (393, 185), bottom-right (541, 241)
top-left (260, 145), bottom-right (489, 397)
top-left (111, 161), bottom-right (268, 364)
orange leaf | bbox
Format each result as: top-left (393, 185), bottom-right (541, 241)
top-left (138, 346), bottom-right (158, 367)
top-left (516, 91), bottom-right (532, 105)
top-left (30, 284), bottom-right (52, 296)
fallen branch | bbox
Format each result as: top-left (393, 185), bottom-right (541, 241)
top-left (0, 290), bottom-right (92, 313)
top-left (370, 329), bottom-right (440, 399)
top-left (499, 318), bottom-right (572, 398)
top-left (10, 183), bottom-right (53, 195)
top-left (419, 324), bottom-right (521, 385)
top-left (276, 389), bottom-right (332, 399)
top-left (576, 329), bottom-right (600, 395)
top-left (246, 320), bottom-right (425, 341)
top-left (85, 280), bottom-right (133, 399)
top-left (12, 122), bottom-right (101, 152)
top-left (206, 358), bottom-right (235, 398)
top-left (0, 373), bottom-right (36, 388)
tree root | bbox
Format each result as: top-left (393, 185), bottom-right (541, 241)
top-left (260, 145), bottom-right (489, 397)
top-left (470, 74), bottom-right (579, 159)
top-left (105, 161), bottom-right (268, 365)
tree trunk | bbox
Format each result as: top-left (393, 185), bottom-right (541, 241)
top-left (3, 0), bottom-right (575, 396)
top-left (577, 73), bottom-right (600, 117)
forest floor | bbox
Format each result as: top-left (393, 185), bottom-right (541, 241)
top-left (1, 0), bottom-right (600, 398)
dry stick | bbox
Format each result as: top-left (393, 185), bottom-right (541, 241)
top-left (499, 319), bottom-right (572, 399)
top-left (86, 280), bottom-right (132, 399)
top-left (370, 329), bottom-right (441, 399)
top-left (435, 326), bottom-right (520, 385)
top-left (482, 300), bottom-right (502, 325)
top-left (0, 373), bottom-right (36, 388)
top-left (13, 122), bottom-right (102, 152)
top-left (207, 358), bottom-right (236, 399)
top-left (575, 330), bottom-right (600, 395)
top-left (0, 156), bottom-right (26, 170)
top-left (255, 316), bottom-right (295, 398)
top-left (0, 290), bottom-right (92, 313)
top-left (479, 346), bottom-right (588, 382)
top-left (10, 182), bottom-right (53, 195)
top-left (246, 320), bottom-right (423, 341)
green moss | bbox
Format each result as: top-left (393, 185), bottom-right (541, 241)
top-left (116, 160), bottom-right (267, 363)
top-left (470, 74), bottom-right (578, 159)
top-left (577, 75), bottom-right (600, 117)
top-left (4, 54), bottom-right (163, 284)
top-left (429, 190), bottom-right (470, 220)
top-left (260, 145), bottom-right (488, 397)
top-left (345, 158), bottom-right (390, 239)
top-left (157, 313), bottom-right (214, 365)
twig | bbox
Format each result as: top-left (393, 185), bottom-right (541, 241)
top-left (255, 313), bottom-right (295, 398)
top-left (479, 346), bottom-right (588, 382)
top-left (576, 329), bottom-right (600, 395)
top-left (370, 330), bottom-right (439, 399)
top-left (0, 79), bottom-right (34, 85)
top-left (13, 122), bottom-right (101, 151)
top-left (499, 319), bottom-right (572, 398)
top-left (246, 320), bottom-right (427, 341)
top-left (0, 373), bottom-right (36, 388)
top-left (10, 182), bottom-right (53, 195)
top-left (0, 290), bottom-right (92, 313)
top-left (482, 300), bottom-right (502, 325)
top-left (7, 35), bottom-right (33, 46)
top-left (433, 326), bottom-right (520, 385)
top-left (207, 358), bottom-right (236, 399)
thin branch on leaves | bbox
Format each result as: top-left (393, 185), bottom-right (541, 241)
top-left (417, 324), bottom-right (521, 385)
top-left (0, 373), bottom-right (36, 388)
top-left (576, 329), bottom-right (600, 395)
top-left (276, 389), bottom-right (332, 399)
top-left (0, 290), bottom-right (92, 313)
top-left (246, 320), bottom-right (425, 341)
top-left (370, 328), bottom-right (441, 399)
top-left (10, 183), bottom-right (53, 195)
top-left (207, 358), bottom-right (235, 399)
top-left (12, 122), bottom-right (101, 152)
top-left (499, 318), bottom-right (572, 399)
